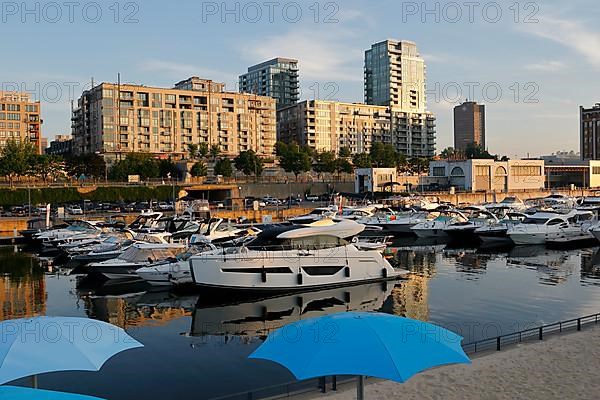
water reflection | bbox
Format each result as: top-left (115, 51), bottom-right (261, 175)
top-left (580, 247), bottom-right (600, 286)
top-left (0, 247), bottom-right (45, 320)
top-left (506, 246), bottom-right (575, 286)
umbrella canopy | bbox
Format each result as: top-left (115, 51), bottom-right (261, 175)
top-left (0, 317), bottom-right (143, 385)
top-left (0, 386), bottom-right (105, 400)
top-left (249, 312), bottom-right (470, 383)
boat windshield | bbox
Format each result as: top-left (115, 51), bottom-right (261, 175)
top-left (522, 217), bottom-right (549, 225)
top-left (119, 246), bottom-right (180, 262)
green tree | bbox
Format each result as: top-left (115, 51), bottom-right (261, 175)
top-left (65, 154), bottom-right (106, 179)
top-left (408, 157), bottom-right (430, 174)
top-left (275, 142), bottom-right (312, 179)
top-left (234, 150), bottom-right (264, 177)
top-left (335, 158), bottom-right (353, 179)
top-left (198, 142), bottom-right (209, 158)
top-left (187, 143), bottom-right (199, 160)
top-left (0, 141), bottom-right (40, 183)
top-left (190, 161), bottom-right (208, 177)
top-left (110, 152), bottom-right (159, 181)
top-left (314, 151), bottom-right (337, 176)
top-left (158, 158), bottom-right (179, 179)
top-left (34, 155), bottom-right (64, 182)
top-left (352, 152), bottom-right (372, 168)
top-left (440, 147), bottom-right (459, 159)
top-left (339, 147), bottom-right (352, 158)
top-left (214, 158), bottom-right (233, 177)
top-left (465, 143), bottom-right (494, 159)
top-left (370, 142), bottom-right (398, 168)
top-left (210, 144), bottom-right (221, 160)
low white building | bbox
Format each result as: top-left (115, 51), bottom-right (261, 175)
top-left (428, 159), bottom-right (545, 192)
top-left (355, 168), bottom-right (398, 193)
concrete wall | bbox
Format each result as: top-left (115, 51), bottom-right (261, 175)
top-left (241, 182), bottom-right (355, 198)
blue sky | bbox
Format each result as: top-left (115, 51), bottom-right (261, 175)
top-left (2, 0), bottom-right (598, 157)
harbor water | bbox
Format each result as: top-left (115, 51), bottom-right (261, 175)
top-left (2, 241), bottom-right (600, 399)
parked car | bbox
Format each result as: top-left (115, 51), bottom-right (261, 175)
top-left (305, 194), bottom-right (319, 202)
top-left (158, 202), bottom-right (174, 211)
top-left (284, 196), bottom-right (301, 206)
top-left (244, 197), bottom-right (267, 208)
top-left (66, 205), bottom-right (83, 215)
top-left (262, 196), bottom-right (281, 206)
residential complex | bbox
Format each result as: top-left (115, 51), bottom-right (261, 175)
top-left (71, 77), bottom-right (276, 162)
top-left (277, 100), bottom-right (435, 156)
top-left (0, 91), bottom-right (42, 153)
top-left (580, 104), bottom-right (600, 160)
top-left (454, 101), bottom-right (485, 151)
top-left (364, 40), bottom-right (426, 112)
top-left (46, 134), bottom-right (73, 156)
top-left (239, 58), bottom-right (299, 109)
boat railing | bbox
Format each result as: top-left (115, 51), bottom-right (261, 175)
top-left (207, 312), bottom-right (600, 400)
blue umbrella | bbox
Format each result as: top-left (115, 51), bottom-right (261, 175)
top-left (0, 317), bottom-right (143, 387)
top-left (249, 312), bottom-right (470, 399)
top-left (0, 386), bottom-right (105, 399)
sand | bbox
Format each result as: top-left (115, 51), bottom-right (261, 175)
top-left (298, 327), bottom-right (600, 400)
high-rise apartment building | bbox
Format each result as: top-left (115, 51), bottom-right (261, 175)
top-left (453, 101), bottom-right (485, 151)
top-left (277, 100), bottom-right (435, 157)
top-left (364, 40), bottom-right (426, 112)
top-left (239, 58), bottom-right (299, 108)
top-left (0, 92), bottom-right (42, 153)
top-left (72, 77), bottom-right (276, 162)
top-left (581, 104), bottom-right (600, 160)
top-left (46, 134), bottom-right (73, 156)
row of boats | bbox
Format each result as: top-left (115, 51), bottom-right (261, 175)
top-left (26, 193), bottom-right (600, 292)
top-left (28, 211), bottom-right (402, 291)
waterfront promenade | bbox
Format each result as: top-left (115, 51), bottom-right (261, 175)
top-left (302, 327), bottom-right (600, 399)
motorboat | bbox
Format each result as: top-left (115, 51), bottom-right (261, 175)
top-left (508, 210), bottom-right (595, 245)
top-left (410, 210), bottom-right (469, 238)
top-left (188, 219), bottom-right (405, 292)
top-left (70, 235), bottom-right (136, 263)
top-left (356, 210), bottom-right (430, 236)
top-left (475, 212), bottom-right (527, 244)
top-left (288, 207), bottom-right (337, 225)
top-left (86, 242), bottom-right (186, 280)
top-left (34, 220), bottom-right (103, 246)
top-left (443, 208), bottom-right (499, 241)
top-left (136, 243), bottom-right (217, 286)
top-left (196, 218), bottom-right (249, 243)
top-left (486, 196), bottom-right (528, 212)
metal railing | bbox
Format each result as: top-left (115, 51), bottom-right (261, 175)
top-left (208, 312), bottom-right (600, 400)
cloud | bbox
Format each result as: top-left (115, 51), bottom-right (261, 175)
top-left (524, 60), bottom-right (566, 72)
top-left (520, 15), bottom-right (600, 68)
top-left (238, 29), bottom-right (364, 83)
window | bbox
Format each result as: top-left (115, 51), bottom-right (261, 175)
top-left (475, 166), bottom-right (489, 176)
top-left (432, 167), bottom-right (445, 176)
top-left (512, 166), bottom-right (542, 176)
top-left (547, 219), bottom-right (564, 226)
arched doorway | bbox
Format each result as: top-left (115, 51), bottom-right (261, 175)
top-left (449, 166), bottom-right (466, 189)
top-left (494, 166), bottom-right (508, 192)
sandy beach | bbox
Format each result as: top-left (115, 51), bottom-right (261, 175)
top-left (298, 327), bottom-right (600, 400)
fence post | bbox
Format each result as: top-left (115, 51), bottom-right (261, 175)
top-left (319, 377), bottom-right (326, 393)
top-left (332, 375), bottom-right (337, 391)
top-left (577, 318), bottom-right (581, 331)
top-left (539, 327), bottom-right (543, 340)
top-left (496, 337), bottom-right (501, 351)
top-left (246, 392), bottom-right (253, 400)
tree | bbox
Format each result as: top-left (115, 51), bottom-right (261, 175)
top-left (339, 147), bottom-right (352, 158)
top-left (33, 154), bottom-right (64, 182)
top-left (158, 158), bottom-right (179, 179)
top-left (314, 151), bottom-right (337, 176)
top-left (109, 152), bottom-right (159, 181)
top-left (210, 144), bottom-right (221, 160)
top-left (408, 157), bottom-right (430, 174)
top-left (214, 158), bottom-right (233, 177)
top-left (275, 142), bottom-right (312, 179)
top-left (187, 143), bottom-right (199, 160)
top-left (65, 154), bottom-right (106, 179)
top-left (190, 161), bottom-right (208, 177)
top-left (440, 147), bottom-right (459, 159)
top-left (352, 153), bottom-right (372, 168)
top-left (0, 141), bottom-right (41, 183)
top-left (465, 143), bottom-right (494, 159)
top-left (198, 142), bottom-right (209, 158)
top-left (335, 158), bottom-right (353, 177)
top-left (234, 150), bottom-right (263, 177)
top-left (370, 142), bottom-right (398, 168)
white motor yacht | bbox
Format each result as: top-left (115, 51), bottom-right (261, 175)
top-left (35, 220), bottom-right (103, 247)
top-left (410, 210), bottom-right (469, 238)
top-left (357, 210), bottom-right (430, 235)
top-left (475, 212), bottom-right (527, 244)
top-left (188, 219), bottom-right (404, 292)
top-left (508, 210), bottom-right (595, 245)
top-left (444, 208), bottom-right (499, 240)
top-left (136, 243), bottom-right (216, 286)
top-left (86, 242), bottom-right (186, 280)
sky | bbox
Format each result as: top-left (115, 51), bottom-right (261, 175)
top-left (2, 0), bottom-right (599, 157)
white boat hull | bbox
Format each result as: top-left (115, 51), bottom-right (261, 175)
top-left (189, 245), bottom-right (403, 292)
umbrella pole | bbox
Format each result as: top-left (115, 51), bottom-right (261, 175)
top-left (357, 375), bottom-right (364, 400)
top-left (31, 375), bottom-right (38, 388)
